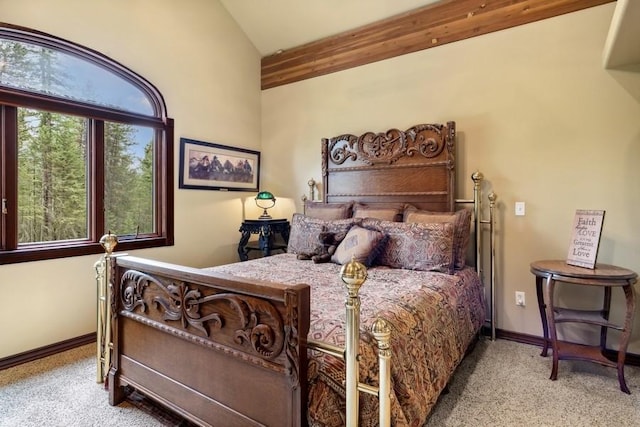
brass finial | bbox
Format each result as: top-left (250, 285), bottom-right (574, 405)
top-left (340, 256), bottom-right (367, 297)
top-left (371, 318), bottom-right (391, 341)
top-left (488, 192), bottom-right (497, 206)
top-left (302, 178), bottom-right (317, 203)
top-left (99, 233), bottom-right (118, 255)
top-left (307, 178), bottom-right (316, 201)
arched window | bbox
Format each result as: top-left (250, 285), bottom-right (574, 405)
top-left (0, 23), bottom-right (174, 263)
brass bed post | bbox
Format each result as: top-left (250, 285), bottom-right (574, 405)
top-left (457, 172), bottom-right (497, 340)
top-left (472, 172), bottom-right (498, 341)
top-left (307, 257), bottom-right (392, 426)
top-left (306, 178), bottom-right (316, 202)
top-left (471, 172), bottom-right (483, 276)
top-left (301, 178), bottom-right (317, 214)
top-left (340, 258), bottom-right (367, 426)
top-left (372, 318), bottom-right (392, 427)
top-left (94, 257), bottom-right (105, 383)
top-left (487, 192), bottom-right (497, 341)
top-left (94, 233), bottom-right (118, 383)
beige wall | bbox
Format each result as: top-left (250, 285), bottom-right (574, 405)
top-left (261, 4), bottom-right (640, 352)
top-left (0, 0), bottom-right (262, 358)
top-left (2, 1), bottom-right (639, 359)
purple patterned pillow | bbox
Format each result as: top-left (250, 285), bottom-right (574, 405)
top-left (287, 213), bottom-right (360, 254)
top-left (304, 201), bottom-right (353, 220)
top-left (362, 219), bottom-right (455, 274)
top-left (403, 208), bottom-right (472, 270)
top-left (331, 225), bottom-right (387, 266)
top-left (351, 203), bottom-right (405, 222)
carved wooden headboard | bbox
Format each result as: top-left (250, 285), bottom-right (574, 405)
top-left (321, 122), bottom-right (456, 212)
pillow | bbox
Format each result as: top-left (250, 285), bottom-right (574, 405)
top-left (403, 207), bottom-right (472, 270)
top-left (287, 213), bottom-right (360, 254)
top-left (352, 203), bottom-right (404, 222)
top-left (304, 201), bottom-right (353, 220)
top-left (331, 225), bottom-right (387, 267)
top-left (361, 219), bottom-right (455, 274)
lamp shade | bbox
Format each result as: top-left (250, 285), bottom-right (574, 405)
top-left (255, 191), bottom-right (276, 219)
top-left (255, 191), bottom-right (275, 201)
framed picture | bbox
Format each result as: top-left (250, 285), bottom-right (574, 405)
top-left (179, 138), bottom-right (260, 192)
top-left (566, 209), bottom-right (605, 269)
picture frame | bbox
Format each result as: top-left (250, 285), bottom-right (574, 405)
top-left (566, 209), bottom-right (605, 269)
top-left (179, 138), bottom-right (260, 192)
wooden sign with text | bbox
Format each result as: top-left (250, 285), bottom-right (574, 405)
top-left (566, 209), bottom-right (605, 269)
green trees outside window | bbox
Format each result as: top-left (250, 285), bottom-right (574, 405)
top-left (104, 122), bottom-right (155, 239)
top-left (17, 108), bottom-right (88, 243)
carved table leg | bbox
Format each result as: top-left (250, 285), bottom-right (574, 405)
top-left (536, 276), bottom-right (549, 357)
top-left (259, 225), bottom-right (272, 258)
top-left (617, 284), bottom-right (635, 394)
top-left (238, 230), bottom-right (251, 261)
top-left (543, 275), bottom-right (559, 381)
top-left (600, 287), bottom-right (612, 351)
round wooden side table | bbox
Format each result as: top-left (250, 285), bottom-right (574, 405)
top-left (530, 260), bottom-right (637, 393)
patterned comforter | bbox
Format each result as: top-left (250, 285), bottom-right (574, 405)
top-left (207, 253), bottom-right (485, 426)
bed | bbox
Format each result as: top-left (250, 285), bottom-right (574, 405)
top-left (97, 121), bottom-right (496, 426)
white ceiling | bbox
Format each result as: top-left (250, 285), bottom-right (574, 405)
top-left (219, 0), bottom-right (440, 56)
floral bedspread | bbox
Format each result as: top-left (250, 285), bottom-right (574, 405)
top-left (206, 254), bottom-right (485, 426)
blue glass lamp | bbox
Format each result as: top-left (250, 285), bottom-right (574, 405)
top-left (255, 191), bottom-right (276, 219)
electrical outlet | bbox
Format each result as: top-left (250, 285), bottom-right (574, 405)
top-left (515, 291), bottom-right (525, 306)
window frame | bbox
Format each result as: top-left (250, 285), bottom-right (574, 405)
top-left (0, 23), bottom-right (174, 264)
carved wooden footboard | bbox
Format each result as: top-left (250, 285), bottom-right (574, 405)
top-left (106, 255), bottom-right (310, 426)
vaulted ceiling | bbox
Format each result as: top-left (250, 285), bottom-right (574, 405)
top-left (219, 0), bottom-right (441, 56)
top-left (220, 0), bottom-right (639, 90)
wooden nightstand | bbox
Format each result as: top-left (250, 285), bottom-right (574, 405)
top-left (238, 219), bottom-right (290, 261)
top-left (530, 260), bottom-right (637, 393)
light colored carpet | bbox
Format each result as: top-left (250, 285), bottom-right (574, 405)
top-left (1, 339), bottom-right (638, 426)
top-left (426, 339), bottom-right (640, 426)
top-left (0, 345), bottom-right (183, 427)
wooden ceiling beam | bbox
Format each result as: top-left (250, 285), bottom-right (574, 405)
top-left (261, 0), bottom-right (614, 89)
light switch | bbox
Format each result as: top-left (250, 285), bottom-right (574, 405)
top-left (515, 202), bottom-right (525, 216)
